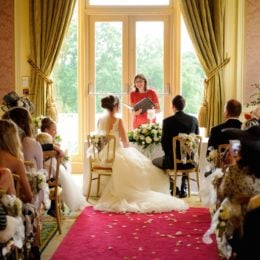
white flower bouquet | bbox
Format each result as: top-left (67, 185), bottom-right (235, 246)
top-left (178, 133), bottom-right (200, 163)
top-left (0, 194), bottom-right (23, 217)
top-left (128, 123), bottom-right (162, 149)
top-left (32, 115), bottom-right (45, 130)
top-left (27, 169), bottom-right (50, 209)
top-left (89, 134), bottom-right (110, 152)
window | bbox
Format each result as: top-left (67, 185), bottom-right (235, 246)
top-left (51, 2), bottom-right (78, 155)
top-left (180, 17), bottom-right (204, 116)
top-left (89, 0), bottom-right (169, 6)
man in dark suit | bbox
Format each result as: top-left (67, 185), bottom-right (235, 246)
top-left (152, 95), bottom-right (199, 198)
top-left (207, 99), bottom-right (242, 154)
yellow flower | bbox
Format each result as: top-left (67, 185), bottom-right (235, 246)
top-left (219, 208), bottom-right (230, 220)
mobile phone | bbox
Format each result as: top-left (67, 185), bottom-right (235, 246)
top-left (229, 139), bottom-right (241, 156)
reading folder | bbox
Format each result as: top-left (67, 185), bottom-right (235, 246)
top-left (124, 97), bottom-right (155, 114)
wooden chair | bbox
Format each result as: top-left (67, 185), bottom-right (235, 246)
top-left (12, 174), bottom-right (21, 198)
top-left (43, 150), bottom-right (62, 234)
top-left (86, 134), bottom-right (116, 201)
top-left (166, 134), bottom-right (202, 197)
top-left (24, 160), bottom-right (35, 171)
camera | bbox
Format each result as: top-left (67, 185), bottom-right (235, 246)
top-left (229, 139), bottom-right (241, 156)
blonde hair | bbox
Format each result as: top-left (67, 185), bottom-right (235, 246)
top-left (0, 119), bottom-right (24, 159)
top-left (35, 132), bottom-right (53, 145)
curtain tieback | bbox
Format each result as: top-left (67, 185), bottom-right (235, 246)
top-left (27, 58), bottom-right (53, 85)
top-left (204, 57), bottom-right (230, 84)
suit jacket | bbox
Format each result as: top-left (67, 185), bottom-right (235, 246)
top-left (207, 118), bottom-right (242, 153)
top-left (161, 111), bottom-right (199, 169)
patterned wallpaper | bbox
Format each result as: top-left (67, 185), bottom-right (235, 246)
top-left (244, 0), bottom-right (260, 104)
top-left (0, 0), bottom-right (14, 100)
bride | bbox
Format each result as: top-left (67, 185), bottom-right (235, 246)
top-left (93, 95), bottom-right (188, 213)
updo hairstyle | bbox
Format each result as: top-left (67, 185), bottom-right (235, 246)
top-left (101, 95), bottom-right (119, 112)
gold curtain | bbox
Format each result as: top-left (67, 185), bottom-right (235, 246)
top-left (28, 0), bottom-right (76, 121)
top-left (179, 0), bottom-right (229, 136)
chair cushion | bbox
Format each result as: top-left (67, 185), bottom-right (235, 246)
top-left (176, 162), bottom-right (197, 170)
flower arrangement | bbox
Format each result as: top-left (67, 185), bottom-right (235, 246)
top-left (207, 148), bottom-right (218, 167)
top-left (178, 133), bottom-right (200, 163)
top-left (32, 115), bottom-right (45, 130)
top-left (27, 169), bottom-right (50, 209)
top-left (128, 123), bottom-right (162, 149)
top-left (27, 169), bottom-right (48, 194)
top-left (246, 82), bottom-right (260, 107)
top-left (0, 194), bottom-right (23, 217)
top-left (89, 134), bottom-right (109, 152)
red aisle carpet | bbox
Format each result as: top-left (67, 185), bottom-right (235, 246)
top-left (52, 206), bottom-right (219, 260)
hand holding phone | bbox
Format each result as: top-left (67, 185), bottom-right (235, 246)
top-left (229, 139), bottom-right (241, 157)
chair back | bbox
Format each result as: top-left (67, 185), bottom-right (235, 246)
top-left (173, 134), bottom-right (202, 170)
top-left (169, 134), bottom-right (202, 197)
top-left (12, 174), bottom-right (21, 198)
top-left (24, 160), bottom-right (35, 172)
top-left (42, 150), bottom-right (62, 234)
top-left (85, 134), bottom-right (116, 200)
top-left (87, 134), bottom-right (116, 167)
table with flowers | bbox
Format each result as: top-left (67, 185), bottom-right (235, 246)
top-left (128, 123), bottom-right (164, 160)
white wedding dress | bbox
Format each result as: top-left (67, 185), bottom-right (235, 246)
top-left (94, 115), bottom-right (188, 213)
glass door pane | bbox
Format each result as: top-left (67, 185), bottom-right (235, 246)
top-left (94, 21), bottom-right (123, 123)
top-left (89, 0), bottom-right (169, 6)
top-left (180, 17), bottom-right (204, 117)
top-left (136, 21), bottom-right (164, 123)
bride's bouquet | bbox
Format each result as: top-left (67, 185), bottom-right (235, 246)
top-left (128, 123), bottom-right (162, 149)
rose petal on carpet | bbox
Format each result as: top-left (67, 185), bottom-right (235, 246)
top-left (52, 206), bottom-right (219, 260)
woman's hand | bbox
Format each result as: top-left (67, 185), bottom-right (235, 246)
top-left (53, 145), bottom-right (65, 157)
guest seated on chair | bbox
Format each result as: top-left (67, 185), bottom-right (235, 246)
top-left (207, 99), bottom-right (242, 155)
top-left (0, 119), bottom-right (42, 259)
top-left (40, 116), bottom-right (64, 157)
top-left (203, 126), bottom-right (260, 259)
top-left (0, 119), bottom-right (33, 203)
top-left (152, 95), bottom-right (199, 198)
top-left (2, 107), bottom-right (43, 170)
top-left (36, 129), bottom-right (87, 214)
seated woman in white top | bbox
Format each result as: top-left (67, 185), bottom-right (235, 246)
top-left (93, 95), bottom-right (188, 213)
top-left (36, 126), bottom-right (87, 212)
top-left (2, 107), bottom-right (43, 170)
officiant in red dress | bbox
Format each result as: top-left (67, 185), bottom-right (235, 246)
top-left (129, 73), bottom-right (160, 129)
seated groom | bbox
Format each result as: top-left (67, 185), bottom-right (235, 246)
top-left (152, 95), bottom-right (199, 198)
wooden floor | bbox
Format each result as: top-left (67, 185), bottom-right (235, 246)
top-left (41, 174), bottom-right (203, 259)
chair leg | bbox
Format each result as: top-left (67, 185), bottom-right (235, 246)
top-left (187, 174), bottom-right (191, 197)
top-left (196, 171), bottom-right (201, 201)
top-left (96, 175), bottom-right (101, 197)
top-left (173, 173), bottom-right (177, 196)
top-left (86, 171), bottom-right (93, 201)
top-left (55, 197), bottom-right (62, 234)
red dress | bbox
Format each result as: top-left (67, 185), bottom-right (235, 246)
top-left (130, 89), bottom-right (159, 129)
